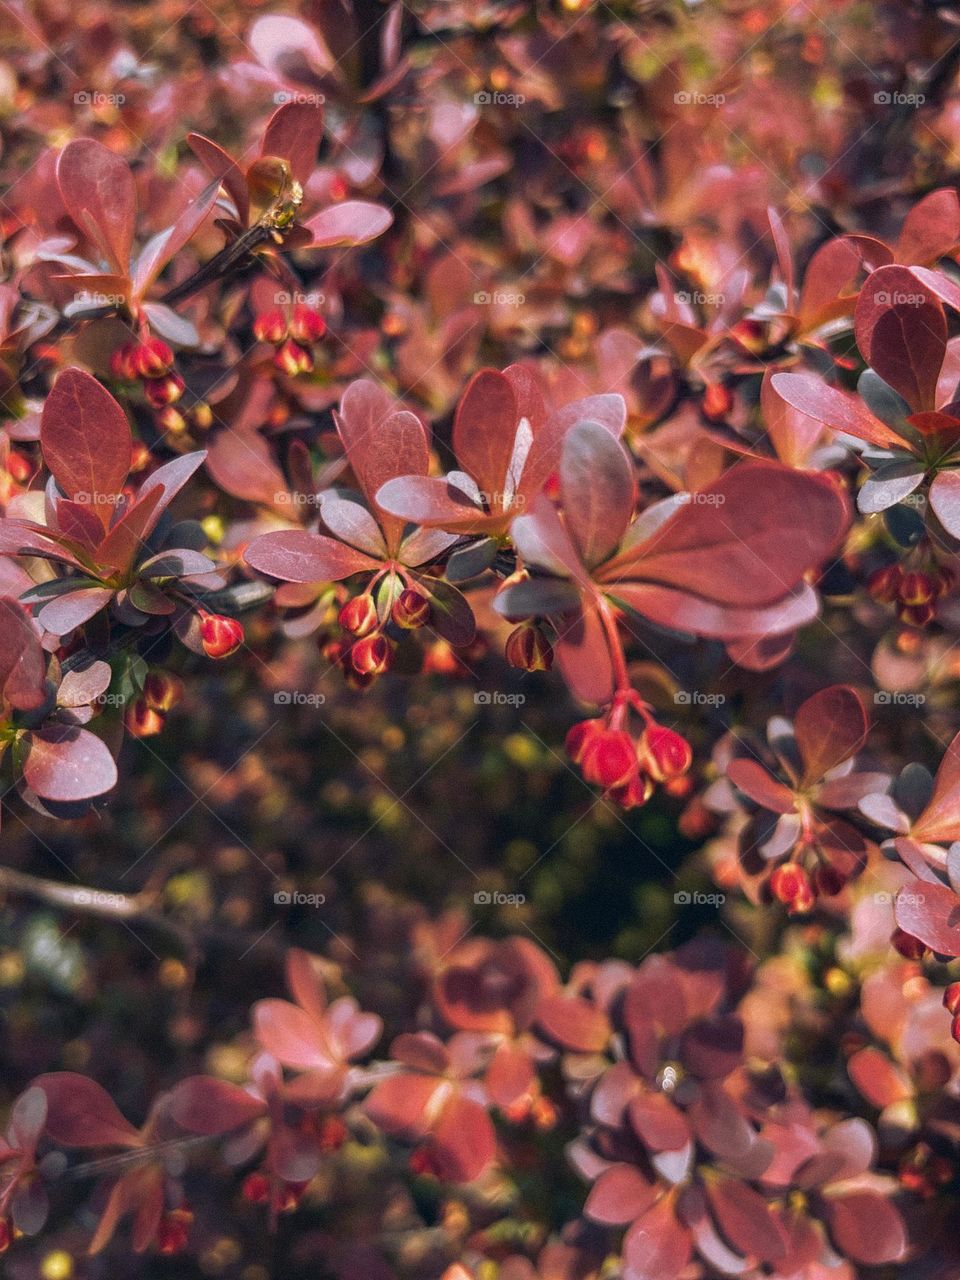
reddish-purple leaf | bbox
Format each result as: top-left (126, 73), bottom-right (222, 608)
top-left (536, 995), bottom-right (611, 1052)
top-left (40, 370), bottom-right (131, 527)
top-left (823, 1191), bottom-right (906, 1265)
top-left (726, 760), bottom-right (795, 814)
top-left (793, 685), bottom-right (867, 786)
top-left (261, 100), bottom-right (324, 184)
top-left (769, 372), bottom-right (904, 449)
top-left (706, 1176), bottom-right (786, 1263)
top-left (0, 598), bottom-right (46, 711)
top-left (896, 188), bottom-right (960, 265)
top-left (452, 369), bottom-right (519, 499)
top-left (56, 140), bottom-right (135, 276)
top-left (584, 1163), bottom-right (658, 1226)
top-left (22, 726), bottom-right (117, 803)
top-left (623, 1198), bottom-right (692, 1280)
top-left (168, 1077), bottom-right (266, 1135)
top-left (603, 464), bottom-right (849, 608)
top-left (894, 880), bottom-right (960, 957)
top-left (35, 1073), bottom-right (141, 1148)
top-left (244, 529), bottom-right (380, 583)
top-left (186, 133), bottom-right (250, 227)
top-left (305, 201), bottom-right (394, 249)
top-left (911, 729), bottom-right (960, 843)
top-left (560, 421), bottom-right (636, 568)
top-left (854, 265), bottom-right (946, 411)
top-left (36, 586), bottom-right (114, 635)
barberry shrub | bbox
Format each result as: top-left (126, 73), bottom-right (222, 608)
top-left (3, 0), bottom-right (960, 1277)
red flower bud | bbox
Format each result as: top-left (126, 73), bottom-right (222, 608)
top-left (565, 718), bottom-right (604, 766)
top-left (867, 564), bottom-right (903, 603)
top-left (891, 927), bottom-right (928, 960)
top-left (200, 613), bottom-right (244, 659)
top-left (253, 308), bottom-right (288, 344)
top-left (156, 405), bottom-right (188, 435)
top-left (131, 337), bottom-right (174, 379)
top-left (701, 383), bottom-right (733, 422)
top-left (351, 633), bottom-right (392, 676)
top-left (952, 1013), bottom-right (960, 1047)
top-left (580, 729), bottom-right (638, 790)
top-left (943, 981), bottom-right (960, 1015)
top-left (505, 622), bottom-right (553, 671)
top-left (897, 602), bottom-right (936, 628)
top-left (155, 1208), bottom-right (192, 1255)
top-left (242, 1172), bottom-right (270, 1204)
top-left (143, 670), bottom-right (185, 713)
top-left (5, 450), bottom-right (32, 484)
top-left (110, 341), bottom-right (139, 381)
top-left (124, 696), bottom-right (165, 738)
top-left (144, 372), bottom-right (185, 408)
top-left (609, 769), bottom-right (654, 810)
top-left (289, 304), bottom-right (327, 345)
top-left (392, 587), bottom-right (432, 630)
top-left (274, 339), bottom-right (314, 376)
top-left (770, 863), bottom-right (814, 913)
top-left (899, 570), bottom-right (937, 607)
top-left (638, 725), bottom-right (693, 782)
top-left (339, 593), bottom-right (379, 637)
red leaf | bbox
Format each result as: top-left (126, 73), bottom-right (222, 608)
top-left (35, 1073), bottom-right (141, 1148)
top-left (584, 1163), bottom-right (658, 1226)
top-left (896, 188), bottom-right (960, 265)
top-left (894, 880), bottom-right (960, 957)
top-left (0, 598), bottom-right (46, 711)
top-left (452, 368), bottom-right (519, 499)
top-left (252, 999), bottom-right (337, 1070)
top-left (261, 99), bottom-right (324, 184)
top-left (603, 464), bottom-right (849, 608)
top-left (244, 529), bottom-right (380, 583)
top-left (186, 133), bottom-right (249, 227)
top-left (823, 1191), bottom-right (906, 1265)
top-left (847, 1047), bottom-right (912, 1108)
top-left (560, 421), bottom-right (636, 568)
top-left (305, 201), bottom-right (394, 248)
top-left (792, 685), bottom-right (867, 786)
top-left (628, 1093), bottom-right (690, 1152)
top-left (168, 1077), bottom-right (266, 1134)
top-left (432, 1092), bottom-right (496, 1182)
top-left (854, 265), bottom-right (946, 411)
top-left (769, 372), bottom-right (903, 449)
top-left (726, 760), bottom-right (795, 814)
top-left (57, 140), bottom-right (135, 276)
top-left (912, 729), bottom-right (960, 843)
top-left (40, 370), bottom-right (131, 527)
top-left (22, 726), bottom-right (118, 803)
top-left (706, 1176), bottom-right (786, 1263)
top-left (536, 995), bottom-right (611, 1052)
top-left (622, 1197), bottom-right (692, 1280)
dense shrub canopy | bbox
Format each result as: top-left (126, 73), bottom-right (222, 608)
top-left (2, 0), bottom-right (960, 1277)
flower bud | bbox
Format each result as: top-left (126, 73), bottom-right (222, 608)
top-left (289, 304), bottom-right (327, 345)
top-left (769, 863), bottom-right (814, 913)
top-left (899, 570), bottom-right (937, 607)
top-left (199, 613), bottom-right (244, 658)
top-left (701, 383), bottom-right (733, 422)
top-left (339, 593), bottom-right (379, 637)
top-left (867, 564), bottom-right (903, 604)
top-left (609, 769), bottom-right (654, 810)
top-left (943, 981), bottom-right (960, 1016)
top-left (131, 337), bottom-right (174, 379)
top-left (156, 405), bottom-right (188, 435)
top-left (898, 602), bottom-right (936, 628)
top-left (110, 341), bottom-right (139, 381)
top-left (143, 670), bottom-right (185, 713)
top-left (392, 587), bottom-right (432, 630)
top-left (242, 1172), bottom-right (270, 1204)
top-left (5, 451), bottom-right (32, 484)
top-left (253, 308), bottom-right (288, 344)
top-left (350, 633), bottom-right (392, 676)
top-left (155, 1208), bottom-right (192, 1255)
top-left (505, 622), bottom-right (553, 671)
top-left (638, 725), bottom-right (693, 782)
top-left (124, 696), bottom-right (165, 737)
top-left (190, 401), bottom-right (213, 431)
top-left (565, 718), bottom-right (604, 765)
top-left (580, 728), bottom-right (638, 790)
top-left (144, 372), bottom-right (185, 408)
top-left (274, 339), bottom-right (314, 377)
